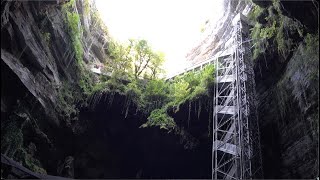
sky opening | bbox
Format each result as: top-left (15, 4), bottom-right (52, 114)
top-left (95, 0), bottom-right (224, 76)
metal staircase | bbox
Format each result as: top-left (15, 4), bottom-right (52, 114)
top-left (212, 13), bottom-right (263, 179)
top-left (164, 12), bottom-right (263, 180)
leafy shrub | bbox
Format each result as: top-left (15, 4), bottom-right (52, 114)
top-left (62, 0), bottom-right (84, 62)
top-left (250, 0), bottom-right (304, 60)
top-left (1, 119), bottom-right (23, 157)
top-left (171, 80), bottom-right (191, 106)
top-left (248, 5), bottom-right (264, 22)
top-left (143, 79), bottom-right (170, 112)
top-left (143, 64), bottom-right (215, 129)
top-left (14, 148), bottom-right (47, 174)
top-left (141, 108), bottom-right (176, 130)
top-left (83, 0), bottom-right (90, 16)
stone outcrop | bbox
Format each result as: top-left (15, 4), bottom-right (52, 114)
top-left (1, 0), bottom-right (109, 177)
top-left (255, 34), bottom-right (319, 178)
top-left (1, 0), bottom-right (108, 125)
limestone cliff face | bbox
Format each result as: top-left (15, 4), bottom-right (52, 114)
top-left (1, 0), bottom-right (108, 176)
top-left (1, 0), bottom-right (107, 125)
top-left (253, 1), bottom-right (319, 178)
top-left (256, 40), bottom-right (319, 178)
top-left (185, 0), bottom-right (252, 66)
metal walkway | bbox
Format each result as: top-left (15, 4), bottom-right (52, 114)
top-left (168, 13), bottom-right (263, 179)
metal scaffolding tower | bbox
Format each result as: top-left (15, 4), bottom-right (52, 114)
top-left (165, 12), bottom-right (263, 180)
top-left (212, 13), bottom-right (263, 179)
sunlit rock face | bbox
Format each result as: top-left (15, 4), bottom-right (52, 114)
top-left (185, 0), bottom-right (252, 66)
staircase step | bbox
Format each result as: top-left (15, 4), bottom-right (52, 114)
top-left (216, 105), bottom-right (235, 115)
top-left (217, 75), bottom-right (234, 83)
top-left (214, 140), bottom-right (239, 156)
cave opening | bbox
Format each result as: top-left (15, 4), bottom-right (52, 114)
top-left (68, 93), bottom-right (212, 178)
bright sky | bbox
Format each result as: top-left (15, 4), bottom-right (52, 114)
top-left (95, 0), bottom-right (224, 76)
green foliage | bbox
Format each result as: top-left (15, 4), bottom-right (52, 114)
top-left (141, 108), bottom-right (176, 130)
top-left (60, 0), bottom-right (98, 119)
top-left (57, 82), bottom-right (81, 121)
top-left (131, 39), bottom-right (159, 79)
top-left (78, 62), bottom-right (95, 95)
top-left (172, 80), bottom-right (190, 106)
top-left (107, 40), bottom-right (133, 75)
top-left (41, 31), bottom-right (51, 44)
top-left (305, 33), bottom-right (319, 55)
top-left (83, 0), bottom-right (90, 16)
top-left (93, 61), bottom-right (215, 130)
top-left (57, 64), bottom-right (94, 123)
top-left (149, 51), bottom-right (165, 79)
top-left (199, 64), bottom-right (215, 90)
top-left (62, 0), bottom-right (84, 62)
top-left (143, 64), bottom-right (215, 129)
top-left (58, 0), bottom-right (216, 132)
top-left (172, 64), bottom-right (215, 105)
top-left (143, 79), bottom-right (170, 112)
top-left (272, 0), bottom-right (282, 13)
top-left (105, 38), bottom-right (165, 80)
top-left (276, 23), bottom-right (292, 58)
top-left (125, 80), bottom-right (143, 107)
top-left (251, 23), bottom-right (266, 59)
top-left (1, 119), bottom-right (23, 157)
top-left (14, 148), bottom-right (47, 174)
top-left (92, 80), bottom-right (108, 92)
top-left (248, 5), bottom-right (263, 22)
top-left (260, 21), bottom-right (277, 39)
top-left (1, 114), bottom-right (47, 174)
top-left (250, 0), bottom-right (304, 60)
top-left (105, 71), bottom-right (127, 93)
top-left (88, 25), bottom-right (215, 130)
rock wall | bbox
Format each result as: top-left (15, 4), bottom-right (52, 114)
top-left (1, 0), bottom-right (109, 177)
top-left (256, 40), bottom-right (319, 178)
top-left (253, 1), bottom-right (318, 178)
top-left (185, 0), bottom-right (252, 66)
top-left (185, 0), bottom-right (319, 178)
